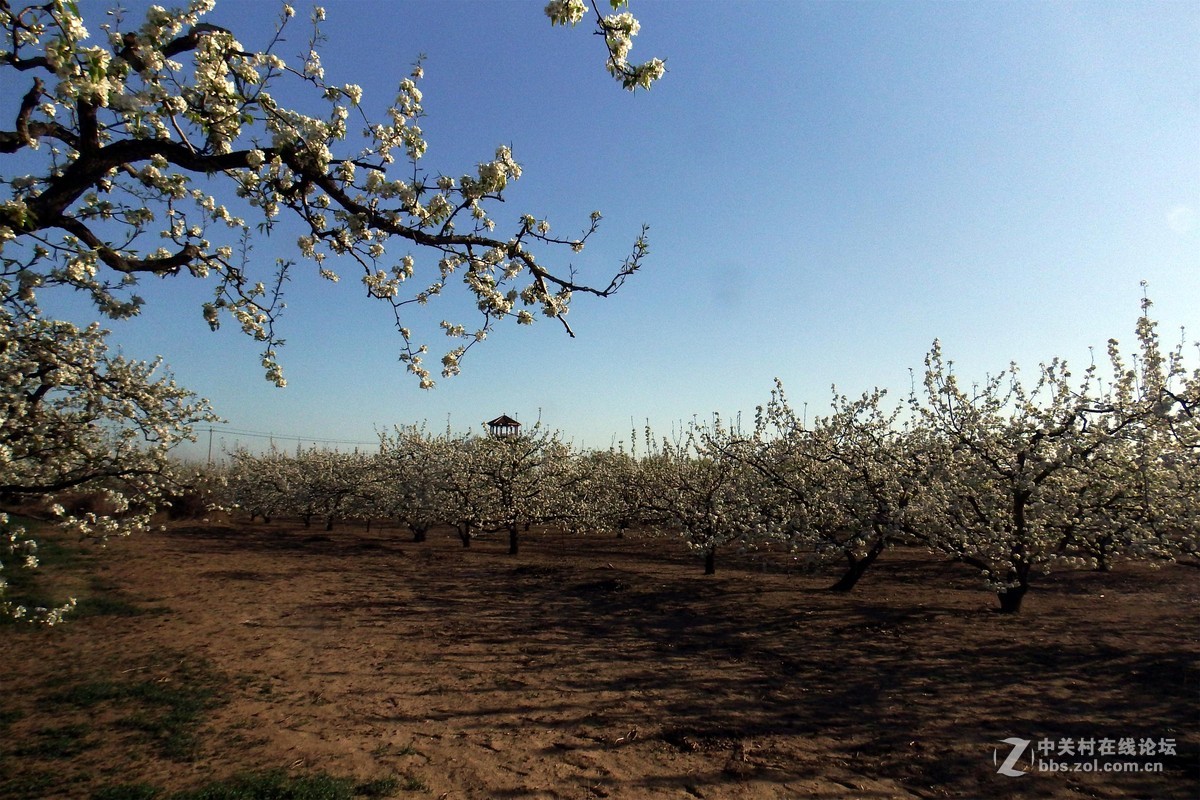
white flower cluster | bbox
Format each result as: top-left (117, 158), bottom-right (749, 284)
top-left (544, 0), bottom-right (664, 91)
top-left (545, 0), bottom-right (589, 27)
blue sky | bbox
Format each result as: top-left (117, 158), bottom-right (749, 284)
top-left (47, 1), bottom-right (1200, 454)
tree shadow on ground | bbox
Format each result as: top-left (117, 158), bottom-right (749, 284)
top-left (163, 524), bottom-right (1199, 799)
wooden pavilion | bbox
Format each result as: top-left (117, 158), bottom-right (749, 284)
top-left (486, 414), bottom-right (522, 438)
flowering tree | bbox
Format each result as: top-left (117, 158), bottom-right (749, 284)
top-left (379, 424), bottom-right (581, 554)
top-left (915, 299), bottom-right (1187, 613)
top-left (1145, 323), bottom-right (1200, 561)
top-left (444, 435), bottom-right (489, 549)
top-left (565, 446), bottom-right (663, 538)
top-left (1039, 416), bottom-right (1182, 573)
top-left (470, 423), bottom-right (580, 555)
top-left (545, 0), bottom-right (665, 91)
top-left (0, 313), bottom-right (216, 622)
top-left (225, 446), bottom-right (293, 523)
top-left (291, 447), bottom-right (377, 531)
top-left (1160, 400), bottom-right (1200, 562)
top-left (645, 419), bottom-right (769, 575)
top-left (742, 382), bottom-right (933, 592)
top-left (0, 0), bottom-right (658, 387)
top-left (375, 425), bottom-right (455, 542)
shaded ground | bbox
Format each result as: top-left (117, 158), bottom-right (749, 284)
top-left (2, 520), bottom-right (1197, 799)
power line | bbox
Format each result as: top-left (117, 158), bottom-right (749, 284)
top-left (205, 425), bottom-right (380, 448)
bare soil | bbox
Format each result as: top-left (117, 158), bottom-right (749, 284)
top-left (2, 520), bottom-right (1197, 799)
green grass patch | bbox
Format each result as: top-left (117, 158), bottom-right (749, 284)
top-left (92, 785), bottom-right (162, 800)
top-left (0, 549), bottom-right (76, 625)
top-left (165, 770), bottom-right (400, 799)
top-left (91, 772), bottom-right (403, 800)
top-left (0, 655), bottom-right (228, 800)
top-left (355, 776), bottom-right (402, 797)
top-left (49, 658), bottom-right (224, 760)
top-left (370, 741), bottom-right (422, 760)
top-left (393, 775), bottom-right (425, 793)
top-left (90, 772), bottom-right (408, 800)
top-left (72, 592), bottom-right (156, 618)
top-left (0, 516), bottom-right (165, 623)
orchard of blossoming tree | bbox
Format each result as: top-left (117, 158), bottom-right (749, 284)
top-left (207, 296), bottom-right (1200, 614)
top-left (0, 0), bottom-right (661, 620)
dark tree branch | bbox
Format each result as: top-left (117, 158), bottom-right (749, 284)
top-left (14, 76), bottom-right (42, 146)
top-left (0, 119), bottom-right (79, 152)
top-left (55, 215), bottom-right (200, 274)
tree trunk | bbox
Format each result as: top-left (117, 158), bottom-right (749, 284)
top-left (704, 547), bottom-right (716, 575)
top-left (458, 524), bottom-right (472, 548)
top-left (509, 523), bottom-right (519, 555)
top-left (1000, 497), bottom-right (1032, 613)
top-left (830, 541), bottom-right (885, 593)
top-left (324, 514), bottom-right (334, 532)
top-left (997, 564), bottom-right (1031, 614)
top-left (997, 584), bottom-right (1028, 613)
top-left (412, 525), bottom-right (428, 543)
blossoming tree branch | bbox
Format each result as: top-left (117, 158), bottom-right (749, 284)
top-left (0, 0), bottom-right (661, 387)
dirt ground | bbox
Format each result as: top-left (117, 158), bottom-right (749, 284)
top-left (2, 519), bottom-right (1197, 799)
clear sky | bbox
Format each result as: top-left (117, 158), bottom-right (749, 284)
top-left (43, 0), bottom-right (1200, 456)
